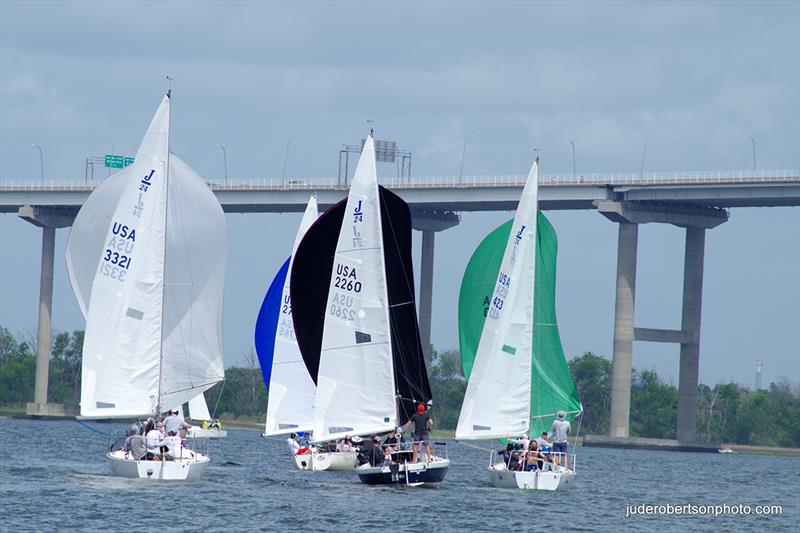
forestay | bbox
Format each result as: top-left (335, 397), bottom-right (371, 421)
top-left (455, 160), bottom-right (540, 440)
top-left (260, 197), bottom-right (319, 435)
top-left (313, 136), bottom-right (396, 442)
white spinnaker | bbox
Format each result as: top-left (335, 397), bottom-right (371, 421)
top-left (77, 96), bottom-right (170, 419)
top-left (455, 159), bottom-right (539, 440)
top-left (313, 137), bottom-right (396, 442)
top-left (264, 196), bottom-right (319, 435)
top-left (158, 154), bottom-right (227, 411)
top-left (188, 393), bottom-right (212, 421)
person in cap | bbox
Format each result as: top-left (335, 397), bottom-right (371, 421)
top-left (163, 408), bottom-right (191, 438)
top-left (402, 403), bottom-right (433, 463)
top-left (548, 410), bottom-right (571, 470)
top-left (337, 434), bottom-right (354, 452)
top-left (286, 432), bottom-right (301, 455)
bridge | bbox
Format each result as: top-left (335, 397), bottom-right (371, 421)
top-left (3, 169), bottom-right (799, 442)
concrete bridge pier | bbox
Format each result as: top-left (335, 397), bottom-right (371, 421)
top-left (596, 200), bottom-right (728, 441)
top-left (411, 209), bottom-right (460, 364)
top-left (609, 222), bottom-right (638, 438)
top-left (18, 205), bottom-right (78, 417)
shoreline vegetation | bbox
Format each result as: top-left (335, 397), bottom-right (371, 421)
top-left (1, 327), bottom-right (798, 455)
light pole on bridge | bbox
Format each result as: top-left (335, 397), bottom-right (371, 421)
top-left (458, 130), bottom-right (480, 184)
top-left (216, 144), bottom-right (228, 185)
top-left (282, 133), bottom-right (302, 187)
top-left (745, 135), bottom-right (756, 170)
top-left (639, 127), bottom-right (661, 181)
top-left (565, 138), bottom-right (576, 180)
top-left (32, 144), bottom-right (44, 183)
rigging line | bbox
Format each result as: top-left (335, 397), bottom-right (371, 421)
top-left (210, 379), bottom-right (226, 420)
top-left (77, 419), bottom-right (113, 437)
top-left (453, 440), bottom-right (494, 453)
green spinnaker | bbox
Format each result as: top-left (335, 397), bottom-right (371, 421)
top-left (458, 213), bottom-right (583, 437)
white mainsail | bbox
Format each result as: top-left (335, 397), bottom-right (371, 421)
top-left (67, 95), bottom-right (227, 419)
top-left (312, 136), bottom-right (396, 442)
top-left (264, 196), bottom-right (319, 435)
top-left (455, 159), bottom-right (540, 440)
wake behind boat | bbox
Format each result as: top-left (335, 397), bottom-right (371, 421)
top-left (455, 157), bottom-right (582, 491)
top-left (66, 92), bottom-right (228, 480)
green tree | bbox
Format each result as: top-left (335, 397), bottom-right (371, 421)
top-left (630, 369), bottom-right (677, 439)
top-left (49, 330), bottom-right (83, 404)
top-left (568, 352), bottom-right (611, 435)
top-left (428, 348), bottom-right (466, 430)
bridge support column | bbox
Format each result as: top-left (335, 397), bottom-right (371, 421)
top-left (597, 200), bottom-right (727, 441)
top-left (419, 229), bottom-right (436, 363)
top-left (33, 226), bottom-right (55, 407)
top-left (609, 222), bottom-right (638, 438)
top-left (677, 227), bottom-right (705, 441)
top-left (411, 210), bottom-right (460, 364)
top-left (18, 205), bottom-right (78, 417)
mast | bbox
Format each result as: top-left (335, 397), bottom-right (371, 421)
top-left (156, 87), bottom-right (172, 417)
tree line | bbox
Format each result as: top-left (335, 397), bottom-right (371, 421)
top-left (1, 326), bottom-right (797, 447)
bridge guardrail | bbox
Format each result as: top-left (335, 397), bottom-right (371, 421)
top-left (0, 169), bottom-right (797, 191)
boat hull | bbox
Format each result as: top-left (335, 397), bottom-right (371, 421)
top-left (293, 450), bottom-right (357, 471)
top-left (186, 428), bottom-right (227, 439)
top-left (107, 450), bottom-right (210, 480)
top-left (490, 464), bottom-right (575, 491)
top-left (357, 459), bottom-right (450, 486)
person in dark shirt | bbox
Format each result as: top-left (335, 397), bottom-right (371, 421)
top-left (382, 427), bottom-right (405, 455)
top-left (402, 403), bottom-right (433, 463)
top-left (358, 435), bottom-right (386, 467)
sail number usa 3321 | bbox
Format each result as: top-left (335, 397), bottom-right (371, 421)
top-left (100, 221), bottom-right (136, 281)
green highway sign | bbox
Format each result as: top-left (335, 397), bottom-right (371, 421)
top-left (104, 155), bottom-right (135, 169)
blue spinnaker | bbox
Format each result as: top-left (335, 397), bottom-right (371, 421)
top-left (255, 257), bottom-right (290, 389)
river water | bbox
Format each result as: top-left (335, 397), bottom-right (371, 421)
top-left (0, 419), bottom-right (796, 532)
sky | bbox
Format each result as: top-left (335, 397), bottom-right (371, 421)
top-left (1, 0), bottom-right (798, 388)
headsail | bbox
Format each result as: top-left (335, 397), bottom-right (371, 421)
top-left (188, 392), bottom-right (212, 421)
top-left (256, 197), bottom-right (319, 435)
top-left (456, 159), bottom-right (539, 440)
top-left (310, 136), bottom-right (397, 442)
top-left (67, 95), bottom-right (227, 419)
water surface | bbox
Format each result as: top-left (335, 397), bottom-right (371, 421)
top-left (0, 419), bottom-right (796, 532)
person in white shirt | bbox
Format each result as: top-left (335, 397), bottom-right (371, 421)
top-left (162, 431), bottom-right (184, 460)
top-left (143, 419), bottom-right (164, 460)
top-left (535, 432), bottom-right (551, 452)
top-left (286, 433), bottom-right (301, 455)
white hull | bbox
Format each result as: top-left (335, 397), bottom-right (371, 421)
top-left (293, 450), bottom-right (357, 471)
top-left (186, 428), bottom-right (227, 439)
top-left (489, 463), bottom-right (575, 491)
top-left (107, 450), bottom-right (210, 480)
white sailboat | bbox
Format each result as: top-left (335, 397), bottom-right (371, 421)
top-left (66, 92), bottom-right (227, 480)
top-left (255, 197), bottom-right (357, 471)
top-left (289, 134), bottom-right (449, 485)
top-left (455, 157), bottom-right (582, 491)
top-left (186, 393), bottom-right (227, 439)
